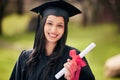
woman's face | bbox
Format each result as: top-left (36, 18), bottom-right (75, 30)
top-left (44, 15), bottom-right (65, 44)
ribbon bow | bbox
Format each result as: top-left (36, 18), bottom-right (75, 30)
top-left (69, 49), bottom-right (86, 80)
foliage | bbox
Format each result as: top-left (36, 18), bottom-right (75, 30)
top-left (67, 22), bottom-right (120, 80)
top-left (0, 14), bottom-right (120, 80)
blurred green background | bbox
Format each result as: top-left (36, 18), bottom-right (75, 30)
top-left (0, 0), bottom-right (120, 80)
top-left (0, 14), bottom-right (120, 80)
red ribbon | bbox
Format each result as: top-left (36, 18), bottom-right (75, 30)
top-left (69, 49), bottom-right (86, 80)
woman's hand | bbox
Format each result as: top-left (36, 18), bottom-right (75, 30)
top-left (64, 59), bottom-right (78, 80)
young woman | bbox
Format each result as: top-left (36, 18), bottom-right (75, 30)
top-left (10, 0), bottom-right (95, 80)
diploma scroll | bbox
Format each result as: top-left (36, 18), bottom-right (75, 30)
top-left (55, 42), bottom-right (96, 79)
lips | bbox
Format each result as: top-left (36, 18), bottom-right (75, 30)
top-left (48, 33), bottom-right (58, 38)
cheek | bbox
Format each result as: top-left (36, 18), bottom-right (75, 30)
top-left (44, 25), bottom-right (47, 33)
top-left (59, 28), bottom-right (65, 36)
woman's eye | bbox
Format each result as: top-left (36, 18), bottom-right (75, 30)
top-left (47, 22), bottom-right (52, 25)
top-left (58, 25), bottom-right (64, 28)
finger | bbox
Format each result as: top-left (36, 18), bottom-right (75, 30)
top-left (64, 62), bottom-right (71, 71)
top-left (67, 59), bottom-right (71, 62)
top-left (64, 67), bottom-right (71, 80)
top-left (68, 60), bottom-right (78, 76)
top-left (64, 62), bottom-right (72, 76)
top-left (64, 72), bottom-right (70, 80)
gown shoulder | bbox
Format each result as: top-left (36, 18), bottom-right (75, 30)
top-left (9, 49), bottom-right (32, 80)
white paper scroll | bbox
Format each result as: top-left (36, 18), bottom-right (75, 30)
top-left (55, 42), bottom-right (96, 79)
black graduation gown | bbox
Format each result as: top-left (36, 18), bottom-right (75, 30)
top-left (10, 45), bottom-right (95, 80)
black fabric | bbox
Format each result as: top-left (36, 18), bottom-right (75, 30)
top-left (10, 45), bottom-right (95, 80)
top-left (31, 0), bottom-right (81, 17)
top-left (42, 7), bottom-right (69, 22)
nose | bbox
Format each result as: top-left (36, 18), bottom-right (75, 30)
top-left (51, 26), bottom-right (57, 33)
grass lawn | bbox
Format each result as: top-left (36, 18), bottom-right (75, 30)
top-left (0, 14), bottom-right (120, 80)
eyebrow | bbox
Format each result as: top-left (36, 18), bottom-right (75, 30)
top-left (46, 20), bottom-right (52, 22)
top-left (46, 20), bottom-right (64, 25)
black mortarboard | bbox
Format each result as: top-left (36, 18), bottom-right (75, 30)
top-left (32, 0), bottom-right (81, 48)
top-left (31, 0), bottom-right (81, 17)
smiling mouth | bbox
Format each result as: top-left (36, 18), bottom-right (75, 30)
top-left (48, 33), bottom-right (58, 38)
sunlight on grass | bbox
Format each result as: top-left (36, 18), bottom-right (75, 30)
top-left (0, 14), bottom-right (120, 80)
top-left (0, 48), bottom-right (20, 80)
top-left (66, 22), bottom-right (120, 80)
top-left (2, 14), bottom-right (31, 36)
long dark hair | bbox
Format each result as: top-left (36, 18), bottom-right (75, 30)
top-left (27, 14), bottom-right (68, 79)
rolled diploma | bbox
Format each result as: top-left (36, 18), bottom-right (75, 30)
top-left (55, 42), bottom-right (96, 79)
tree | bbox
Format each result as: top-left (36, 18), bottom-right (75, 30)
top-left (0, 0), bottom-right (8, 35)
top-left (17, 0), bottom-right (24, 15)
top-left (100, 0), bottom-right (120, 32)
top-left (0, 0), bottom-right (24, 35)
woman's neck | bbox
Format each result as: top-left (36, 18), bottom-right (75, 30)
top-left (45, 42), bottom-right (57, 56)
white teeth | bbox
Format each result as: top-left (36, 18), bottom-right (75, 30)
top-left (49, 33), bottom-right (57, 38)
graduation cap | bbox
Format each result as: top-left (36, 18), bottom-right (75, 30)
top-left (31, 0), bottom-right (82, 48)
top-left (31, 0), bottom-right (81, 17)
